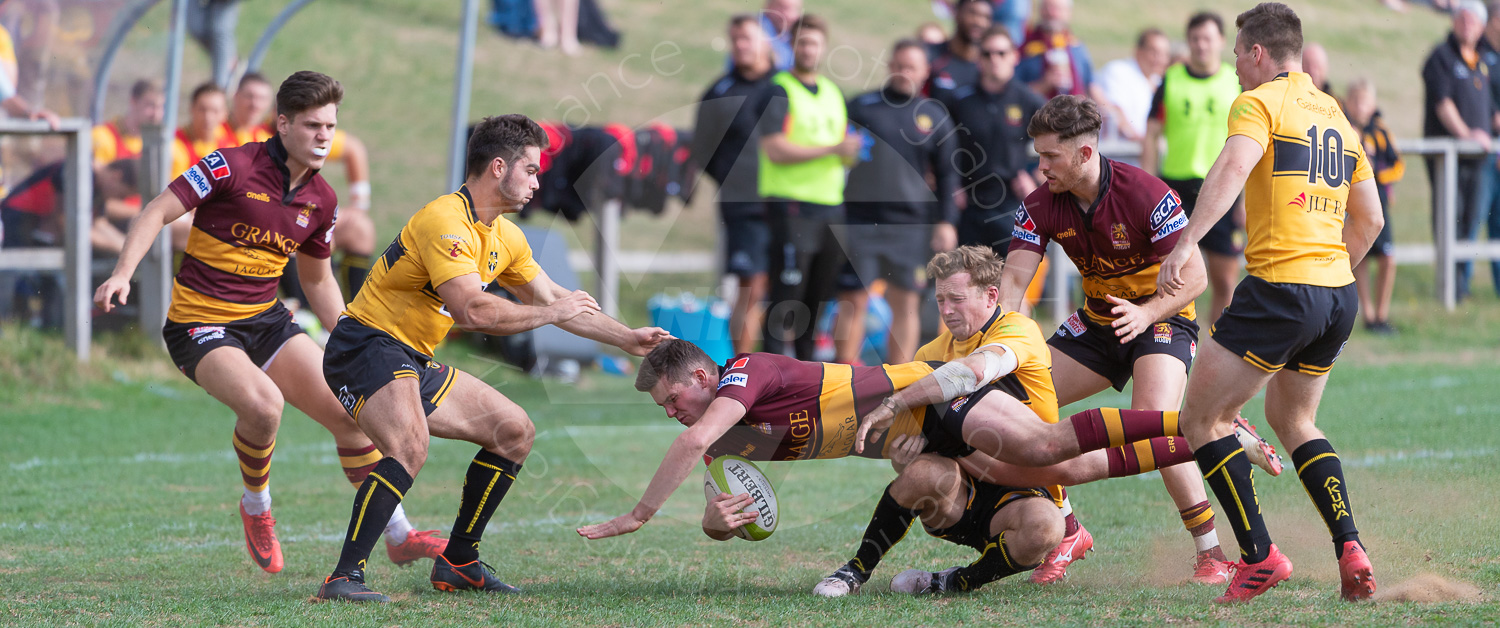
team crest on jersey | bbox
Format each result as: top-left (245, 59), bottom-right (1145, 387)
top-left (1110, 223), bottom-right (1130, 250)
top-left (1153, 322), bottom-right (1173, 344)
top-left (204, 151), bottom-right (231, 179)
top-left (1005, 104), bottom-right (1024, 126)
top-left (950, 395), bottom-right (970, 412)
top-left (752, 422), bottom-right (774, 435)
top-left (729, 357), bottom-right (750, 370)
top-left (719, 373), bottom-right (749, 389)
top-left (916, 114), bottom-right (934, 134)
top-left (449, 242), bottom-right (463, 258)
top-left (297, 206), bottom-right (312, 228)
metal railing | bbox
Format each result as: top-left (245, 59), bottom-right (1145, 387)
top-left (0, 118), bottom-right (94, 361)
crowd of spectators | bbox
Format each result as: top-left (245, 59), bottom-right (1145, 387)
top-left (693, 0), bottom-right (1453, 360)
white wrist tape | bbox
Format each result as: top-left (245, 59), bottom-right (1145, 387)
top-left (933, 360), bottom-right (980, 400)
top-left (979, 348), bottom-right (1017, 384)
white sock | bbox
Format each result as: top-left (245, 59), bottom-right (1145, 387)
top-left (384, 503), bottom-right (414, 544)
top-left (241, 488), bottom-right (271, 516)
top-left (1194, 530), bottom-right (1220, 553)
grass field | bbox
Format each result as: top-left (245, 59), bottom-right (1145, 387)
top-left (1, 318), bottom-right (1497, 625)
top-left (5, 0), bottom-right (1495, 624)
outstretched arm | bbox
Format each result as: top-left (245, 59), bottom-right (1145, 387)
top-left (578, 398), bottom-right (748, 539)
top-left (94, 190), bottom-right (190, 312)
top-left (510, 269), bottom-right (671, 356)
top-left (1158, 134), bottom-right (1262, 296)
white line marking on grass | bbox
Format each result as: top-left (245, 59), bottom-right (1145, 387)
top-left (7, 442), bottom-right (331, 472)
top-left (1345, 447), bottom-right (1496, 468)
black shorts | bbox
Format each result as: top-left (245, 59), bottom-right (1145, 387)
top-left (162, 302), bottom-right (303, 383)
top-left (957, 202), bottom-right (1020, 257)
top-left (1211, 275), bottom-right (1358, 375)
top-left (1164, 177), bottom-right (1241, 257)
top-left (917, 378), bottom-right (1029, 459)
top-left (924, 475), bottom-right (1051, 551)
top-left (837, 223), bottom-right (930, 292)
top-left (323, 317), bottom-right (459, 422)
top-left (722, 210), bottom-right (771, 278)
top-left (1048, 309), bottom-right (1199, 391)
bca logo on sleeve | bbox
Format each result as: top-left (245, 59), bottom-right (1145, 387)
top-left (1011, 206), bottom-right (1042, 245)
top-left (203, 151), bottom-right (232, 179)
top-left (1150, 191), bottom-right (1181, 231)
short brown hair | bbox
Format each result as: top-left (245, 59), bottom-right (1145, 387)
top-left (1187, 11), bottom-right (1224, 35)
top-left (1235, 2), bottom-right (1302, 64)
top-left (927, 245), bottom-right (1005, 289)
top-left (189, 82), bottom-right (224, 105)
top-left (275, 70), bottom-right (343, 118)
top-left (466, 114), bottom-right (550, 178)
top-left (978, 25), bottom-right (1014, 49)
top-left (1136, 27), bottom-right (1167, 50)
top-left (238, 71), bottom-right (271, 90)
top-left (129, 79), bottom-right (162, 101)
top-left (790, 14), bottom-right (827, 39)
top-left (1027, 94), bottom-right (1101, 142)
top-left (636, 339), bottom-right (718, 392)
top-left (729, 13), bottom-right (760, 30)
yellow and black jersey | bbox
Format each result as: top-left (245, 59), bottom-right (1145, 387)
top-left (346, 185), bottom-right (542, 356)
top-left (914, 309), bottom-right (1058, 424)
top-left (1226, 71), bottom-right (1374, 287)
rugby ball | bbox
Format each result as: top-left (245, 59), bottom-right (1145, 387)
top-left (702, 455), bottom-right (779, 541)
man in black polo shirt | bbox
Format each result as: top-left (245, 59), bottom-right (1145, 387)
top-left (948, 26), bottom-right (1046, 255)
top-left (835, 39), bottom-right (960, 365)
top-left (692, 14), bottom-right (775, 355)
top-left (1422, 0), bottom-right (1493, 301)
top-left (926, 0), bottom-right (992, 107)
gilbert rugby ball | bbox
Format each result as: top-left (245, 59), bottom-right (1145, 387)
top-left (702, 455), bottom-right (778, 541)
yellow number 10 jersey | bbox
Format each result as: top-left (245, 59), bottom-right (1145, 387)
top-left (1226, 71), bottom-right (1374, 287)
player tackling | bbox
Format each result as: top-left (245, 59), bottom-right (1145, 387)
top-left (313, 114), bottom-right (669, 602)
top-left (1156, 2), bottom-right (1385, 604)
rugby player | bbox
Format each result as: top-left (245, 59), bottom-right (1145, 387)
top-left (314, 114), bottom-right (670, 602)
top-left (577, 269), bottom-right (1228, 551)
top-left (999, 95), bottom-right (1239, 584)
top-left (228, 71), bottom-right (379, 299)
top-left (815, 245), bottom-right (1262, 595)
top-left (1155, 2), bottom-right (1385, 603)
top-left (94, 71), bottom-right (445, 575)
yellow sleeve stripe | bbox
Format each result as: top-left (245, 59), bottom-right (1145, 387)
top-left (1132, 440), bottom-right (1158, 473)
top-left (1100, 408), bottom-right (1126, 448)
top-left (393, 369), bottom-right (419, 380)
top-left (1376, 159), bottom-right (1405, 186)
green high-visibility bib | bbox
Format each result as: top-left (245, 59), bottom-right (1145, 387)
top-left (1160, 62), bottom-right (1241, 180)
top-left (758, 71), bottom-right (847, 205)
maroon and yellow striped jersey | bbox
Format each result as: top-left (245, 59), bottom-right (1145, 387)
top-left (1011, 158), bottom-right (1194, 324)
top-left (165, 137), bottom-right (338, 323)
top-left (707, 353), bottom-right (937, 462)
